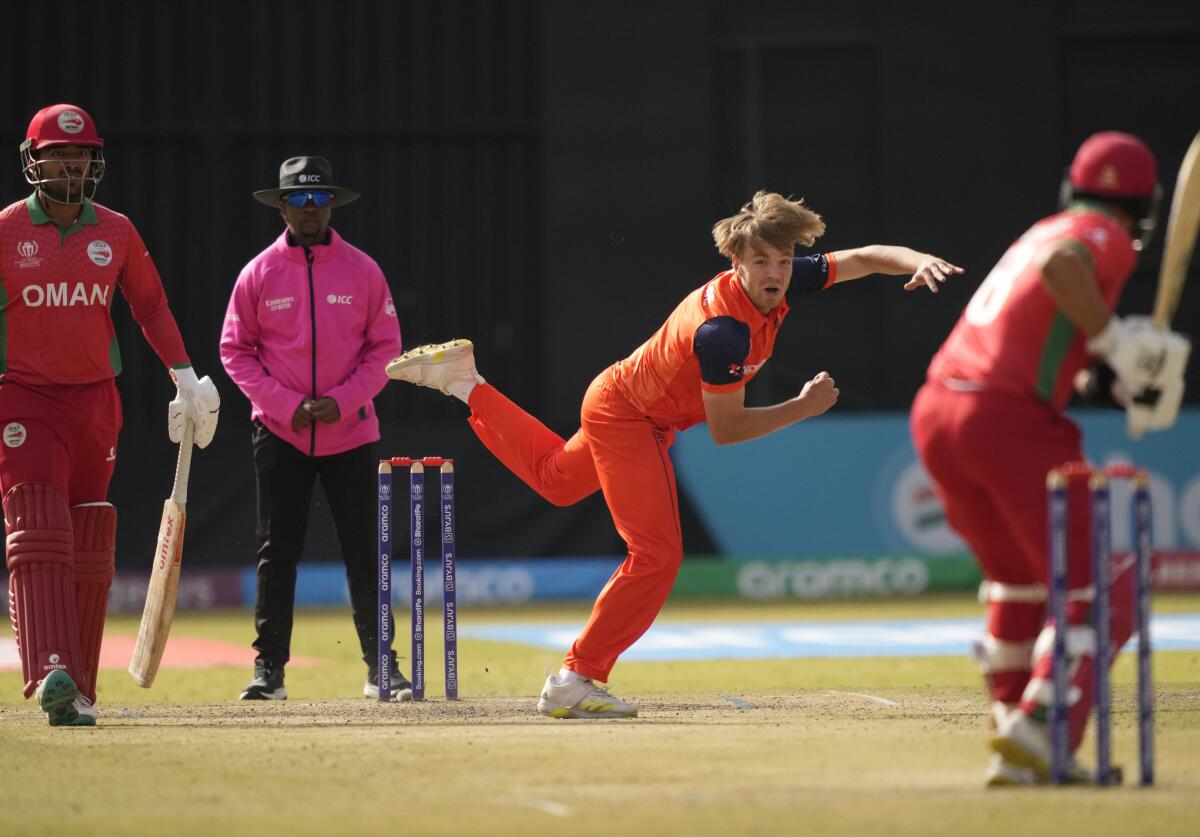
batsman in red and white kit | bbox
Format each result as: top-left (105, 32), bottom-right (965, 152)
top-left (911, 132), bottom-right (1190, 785)
top-left (1, 104), bottom-right (220, 726)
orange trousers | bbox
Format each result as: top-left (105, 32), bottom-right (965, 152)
top-left (467, 372), bottom-right (682, 681)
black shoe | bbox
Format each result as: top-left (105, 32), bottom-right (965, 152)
top-left (239, 664), bottom-right (287, 700)
top-left (364, 661), bottom-right (413, 701)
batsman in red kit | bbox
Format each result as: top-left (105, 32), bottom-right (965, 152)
top-left (911, 133), bottom-right (1190, 785)
top-left (1, 104), bottom-right (220, 726)
top-left (389, 192), bottom-right (961, 718)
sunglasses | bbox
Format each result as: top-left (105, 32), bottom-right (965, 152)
top-left (282, 190), bottom-right (334, 209)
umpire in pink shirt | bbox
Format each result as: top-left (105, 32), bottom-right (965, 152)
top-left (220, 157), bottom-right (409, 701)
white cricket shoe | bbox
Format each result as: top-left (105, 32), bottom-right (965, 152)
top-left (385, 340), bottom-right (482, 397)
top-left (72, 695), bottom-right (98, 724)
top-left (991, 709), bottom-right (1053, 780)
top-left (990, 710), bottom-right (1107, 784)
top-left (984, 753), bottom-right (1037, 787)
top-left (536, 672), bottom-right (638, 719)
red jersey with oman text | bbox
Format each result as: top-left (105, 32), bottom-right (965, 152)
top-left (927, 206), bottom-right (1137, 412)
top-left (0, 194), bottom-right (188, 384)
top-left (608, 253), bottom-right (837, 430)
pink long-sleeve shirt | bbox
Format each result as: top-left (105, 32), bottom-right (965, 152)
top-left (220, 228), bottom-right (401, 456)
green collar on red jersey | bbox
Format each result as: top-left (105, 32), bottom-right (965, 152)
top-left (1066, 199), bottom-right (1121, 221)
top-left (25, 191), bottom-right (99, 239)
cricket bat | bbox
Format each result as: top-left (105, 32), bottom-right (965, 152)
top-left (1153, 129), bottom-right (1200, 329)
top-left (128, 420), bottom-right (194, 687)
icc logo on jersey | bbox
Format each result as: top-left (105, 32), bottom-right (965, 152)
top-left (87, 240), bottom-right (113, 266)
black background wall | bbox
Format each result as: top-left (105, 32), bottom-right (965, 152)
top-left (1, 1), bottom-right (1197, 567)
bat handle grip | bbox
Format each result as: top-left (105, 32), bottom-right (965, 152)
top-left (172, 419), bottom-right (195, 506)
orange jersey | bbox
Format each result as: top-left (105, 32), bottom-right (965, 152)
top-left (608, 255), bottom-right (836, 429)
top-left (0, 194), bottom-right (188, 385)
top-left (927, 207), bottom-right (1137, 411)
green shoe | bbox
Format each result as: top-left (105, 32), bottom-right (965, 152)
top-left (35, 670), bottom-right (81, 727)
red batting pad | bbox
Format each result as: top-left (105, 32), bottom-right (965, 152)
top-left (4, 483), bottom-right (79, 698)
top-left (72, 503), bottom-right (116, 703)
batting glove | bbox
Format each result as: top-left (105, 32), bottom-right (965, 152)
top-left (168, 365), bottom-right (221, 448)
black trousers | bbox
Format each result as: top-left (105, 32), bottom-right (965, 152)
top-left (250, 422), bottom-right (389, 668)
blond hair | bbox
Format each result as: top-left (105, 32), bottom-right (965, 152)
top-left (712, 191), bottom-right (826, 259)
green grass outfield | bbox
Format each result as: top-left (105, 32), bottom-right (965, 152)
top-left (2, 592), bottom-right (1199, 836)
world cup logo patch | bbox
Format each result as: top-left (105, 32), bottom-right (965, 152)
top-left (16, 241), bottom-right (41, 269)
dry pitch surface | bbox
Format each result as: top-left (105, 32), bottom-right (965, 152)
top-left (3, 595), bottom-right (1199, 836)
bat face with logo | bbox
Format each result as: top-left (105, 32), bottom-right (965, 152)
top-left (128, 421), bottom-right (194, 687)
top-left (1154, 130), bottom-right (1200, 329)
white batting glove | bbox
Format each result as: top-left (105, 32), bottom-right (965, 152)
top-left (1125, 330), bottom-right (1190, 439)
top-left (1087, 315), bottom-right (1187, 395)
top-left (168, 366), bottom-right (221, 448)
top-left (1127, 375), bottom-right (1186, 439)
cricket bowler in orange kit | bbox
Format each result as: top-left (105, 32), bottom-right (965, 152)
top-left (389, 191), bottom-right (962, 718)
top-left (1, 104), bottom-right (220, 726)
top-left (911, 132), bottom-right (1189, 785)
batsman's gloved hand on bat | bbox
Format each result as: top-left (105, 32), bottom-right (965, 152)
top-left (1087, 314), bottom-right (1191, 438)
top-left (168, 365), bottom-right (221, 448)
top-left (1074, 361), bottom-right (1125, 410)
top-left (1087, 315), bottom-right (1186, 393)
top-left (1126, 369), bottom-right (1187, 438)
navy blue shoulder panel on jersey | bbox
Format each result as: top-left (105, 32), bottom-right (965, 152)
top-left (786, 254), bottom-right (832, 300)
top-left (693, 316), bottom-right (752, 386)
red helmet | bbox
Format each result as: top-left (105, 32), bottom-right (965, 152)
top-left (1069, 132), bottom-right (1157, 198)
top-left (1061, 131), bottom-right (1161, 250)
top-left (23, 104), bottom-right (105, 151)
top-left (20, 103), bottom-right (106, 204)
